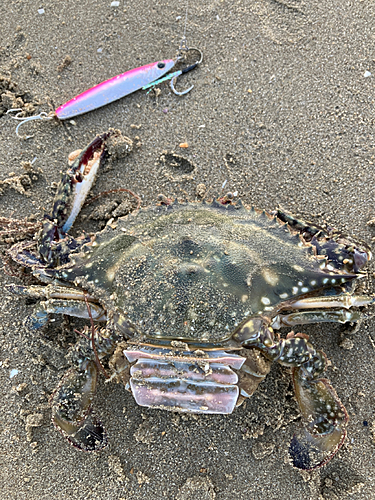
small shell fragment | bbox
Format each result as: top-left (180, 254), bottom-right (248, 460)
top-left (179, 143), bottom-right (189, 148)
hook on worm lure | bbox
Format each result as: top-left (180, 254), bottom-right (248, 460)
top-left (7, 46), bottom-right (202, 139)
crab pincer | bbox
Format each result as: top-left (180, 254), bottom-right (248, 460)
top-left (290, 356), bottom-right (349, 470)
top-left (51, 322), bottom-right (127, 451)
top-left (234, 322), bottom-right (350, 470)
top-left (38, 131), bottom-right (112, 266)
top-left (51, 361), bottom-right (107, 451)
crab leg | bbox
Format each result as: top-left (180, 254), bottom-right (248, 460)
top-left (24, 299), bottom-right (106, 331)
top-left (271, 309), bottom-right (362, 328)
top-left (7, 241), bottom-right (45, 269)
top-left (7, 283), bottom-right (107, 331)
top-left (270, 293), bottom-right (373, 327)
top-left (7, 283), bottom-right (97, 301)
top-left (235, 320), bottom-right (348, 470)
top-left (283, 294), bottom-right (373, 310)
top-left (290, 363), bottom-right (348, 470)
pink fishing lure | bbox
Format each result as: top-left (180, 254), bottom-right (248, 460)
top-left (56, 59), bottom-right (175, 119)
top-left (7, 58), bottom-right (177, 138)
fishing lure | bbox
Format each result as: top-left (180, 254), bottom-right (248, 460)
top-left (7, 47), bottom-right (202, 139)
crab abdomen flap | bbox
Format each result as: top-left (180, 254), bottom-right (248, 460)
top-left (124, 346), bottom-right (246, 414)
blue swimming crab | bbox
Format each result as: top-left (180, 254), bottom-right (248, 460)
top-left (6, 131), bottom-right (374, 470)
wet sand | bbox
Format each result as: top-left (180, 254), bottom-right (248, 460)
top-left (0, 1), bottom-right (374, 498)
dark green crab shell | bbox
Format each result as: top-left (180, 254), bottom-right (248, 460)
top-left (52, 200), bottom-right (349, 343)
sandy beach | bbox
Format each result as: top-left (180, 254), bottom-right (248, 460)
top-left (0, 1), bottom-right (374, 498)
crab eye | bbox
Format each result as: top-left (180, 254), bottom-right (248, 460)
top-left (157, 62), bottom-right (165, 69)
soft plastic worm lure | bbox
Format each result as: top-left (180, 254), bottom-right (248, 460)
top-left (7, 48), bottom-right (202, 139)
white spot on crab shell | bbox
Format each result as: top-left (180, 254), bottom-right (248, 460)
top-left (323, 278), bottom-right (329, 284)
top-left (106, 261), bottom-right (123, 283)
top-left (310, 280), bottom-right (316, 286)
top-left (262, 268), bottom-right (279, 286)
top-left (301, 287), bottom-right (309, 293)
top-left (261, 297), bottom-right (271, 305)
top-left (298, 281), bottom-right (303, 286)
top-left (293, 265), bottom-right (304, 273)
top-left (331, 279), bottom-right (336, 284)
top-left (264, 306), bottom-right (274, 311)
top-left (292, 287), bottom-right (299, 294)
top-left (279, 293), bottom-right (288, 299)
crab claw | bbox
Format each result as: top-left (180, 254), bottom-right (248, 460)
top-left (51, 361), bottom-right (107, 451)
top-left (289, 365), bottom-right (348, 470)
top-left (58, 131), bottom-right (112, 234)
top-left (38, 131), bottom-right (114, 265)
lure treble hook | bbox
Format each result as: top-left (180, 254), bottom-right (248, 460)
top-left (6, 109), bottom-right (53, 139)
top-left (170, 47), bottom-right (203, 96)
